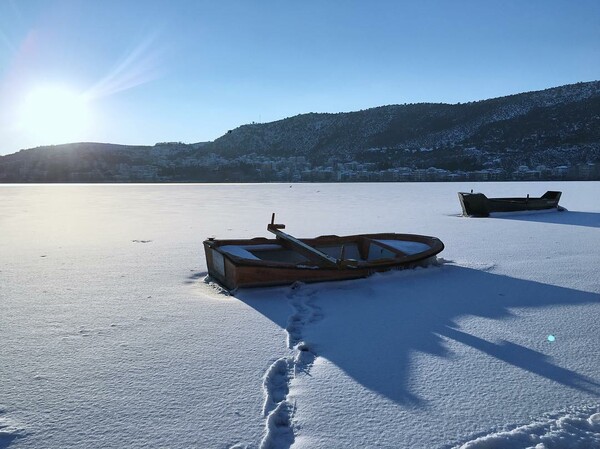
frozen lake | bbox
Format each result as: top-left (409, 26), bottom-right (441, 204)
top-left (1, 182), bottom-right (599, 448)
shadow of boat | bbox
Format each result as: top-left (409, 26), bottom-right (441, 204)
top-left (237, 265), bottom-right (600, 408)
top-left (491, 210), bottom-right (600, 229)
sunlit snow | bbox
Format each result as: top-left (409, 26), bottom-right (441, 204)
top-left (1, 181), bottom-right (599, 449)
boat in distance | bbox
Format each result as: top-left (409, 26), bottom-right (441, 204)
top-left (458, 190), bottom-right (563, 217)
top-left (203, 214), bottom-right (445, 290)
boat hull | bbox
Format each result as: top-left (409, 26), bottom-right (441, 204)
top-left (204, 233), bottom-right (444, 290)
top-left (458, 191), bottom-right (562, 217)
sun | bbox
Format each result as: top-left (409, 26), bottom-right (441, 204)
top-left (19, 85), bottom-right (91, 145)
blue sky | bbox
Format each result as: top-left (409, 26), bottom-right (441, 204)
top-left (0, 0), bottom-right (598, 155)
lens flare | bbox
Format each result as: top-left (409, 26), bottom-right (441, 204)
top-left (85, 33), bottom-right (163, 100)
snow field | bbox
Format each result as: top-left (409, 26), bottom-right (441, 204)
top-left (1, 181), bottom-right (599, 448)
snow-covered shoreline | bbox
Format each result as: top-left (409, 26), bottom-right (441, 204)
top-left (1, 182), bottom-right (599, 448)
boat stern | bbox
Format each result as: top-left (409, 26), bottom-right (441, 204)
top-left (458, 192), bottom-right (490, 217)
top-left (203, 239), bottom-right (238, 290)
top-left (541, 191), bottom-right (562, 207)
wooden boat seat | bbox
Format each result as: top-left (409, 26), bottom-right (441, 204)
top-left (220, 245), bottom-right (262, 260)
top-left (367, 243), bottom-right (398, 261)
top-left (220, 244), bottom-right (283, 260)
top-left (374, 239), bottom-right (432, 255)
top-left (315, 243), bottom-right (364, 261)
top-left (221, 244), bottom-right (311, 264)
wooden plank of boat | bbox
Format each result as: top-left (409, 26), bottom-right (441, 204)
top-left (458, 190), bottom-right (562, 217)
top-left (266, 213), bottom-right (340, 268)
top-left (203, 215), bottom-right (445, 291)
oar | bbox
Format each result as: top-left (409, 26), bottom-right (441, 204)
top-left (267, 214), bottom-right (339, 268)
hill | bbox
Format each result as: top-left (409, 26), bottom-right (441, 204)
top-left (1, 81), bottom-right (599, 182)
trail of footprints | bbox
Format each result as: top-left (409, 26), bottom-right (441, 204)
top-left (260, 283), bottom-right (322, 449)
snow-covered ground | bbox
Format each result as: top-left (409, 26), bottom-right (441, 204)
top-left (1, 181), bottom-right (599, 449)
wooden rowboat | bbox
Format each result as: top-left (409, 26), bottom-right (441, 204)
top-left (203, 214), bottom-right (444, 290)
top-left (458, 190), bottom-right (563, 217)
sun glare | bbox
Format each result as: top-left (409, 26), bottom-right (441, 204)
top-left (19, 86), bottom-right (91, 145)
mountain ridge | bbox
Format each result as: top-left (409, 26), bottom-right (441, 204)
top-left (1, 80), bottom-right (599, 182)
